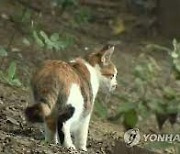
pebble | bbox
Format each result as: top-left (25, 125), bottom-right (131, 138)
top-left (6, 116), bottom-right (19, 126)
top-left (1, 13), bottom-right (9, 20)
top-left (0, 99), bottom-right (3, 105)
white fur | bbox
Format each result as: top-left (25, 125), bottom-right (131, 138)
top-left (60, 61), bottom-right (100, 151)
top-left (110, 67), bottom-right (118, 91)
top-left (63, 84), bottom-right (84, 148)
top-left (84, 62), bottom-right (99, 101)
top-left (67, 84), bottom-right (84, 123)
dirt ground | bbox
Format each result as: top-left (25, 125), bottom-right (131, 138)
top-left (0, 0), bottom-right (179, 154)
top-left (0, 83), bottom-right (123, 154)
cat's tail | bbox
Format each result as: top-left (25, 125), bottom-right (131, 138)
top-left (58, 105), bottom-right (75, 123)
top-left (57, 104), bottom-right (75, 144)
top-left (25, 102), bottom-right (52, 123)
top-left (25, 102), bottom-right (75, 123)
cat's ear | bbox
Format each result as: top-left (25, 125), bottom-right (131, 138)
top-left (100, 44), bottom-right (114, 65)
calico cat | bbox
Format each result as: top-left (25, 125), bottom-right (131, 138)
top-left (25, 44), bottom-right (118, 151)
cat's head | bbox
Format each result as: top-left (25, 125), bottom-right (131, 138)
top-left (87, 44), bottom-right (118, 92)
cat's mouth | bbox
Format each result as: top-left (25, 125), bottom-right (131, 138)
top-left (99, 85), bottom-right (116, 93)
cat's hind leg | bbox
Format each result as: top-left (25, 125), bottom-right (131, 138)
top-left (44, 115), bottom-right (59, 144)
top-left (74, 114), bottom-right (91, 151)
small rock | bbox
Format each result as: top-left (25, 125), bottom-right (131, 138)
top-left (20, 99), bottom-right (26, 103)
top-left (1, 13), bottom-right (9, 20)
top-left (84, 47), bottom-right (89, 51)
top-left (11, 47), bottom-right (20, 52)
top-left (4, 137), bottom-right (11, 143)
top-left (9, 106), bottom-right (16, 111)
top-left (0, 99), bottom-right (3, 105)
top-left (6, 116), bottom-right (19, 126)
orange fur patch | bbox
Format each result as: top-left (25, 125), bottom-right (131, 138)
top-left (100, 62), bottom-right (116, 78)
top-left (31, 58), bottom-right (93, 118)
top-left (45, 115), bottom-right (56, 132)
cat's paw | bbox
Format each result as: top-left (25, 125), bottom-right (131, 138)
top-left (67, 145), bottom-right (79, 154)
top-left (65, 144), bottom-right (76, 150)
top-left (79, 146), bottom-right (87, 152)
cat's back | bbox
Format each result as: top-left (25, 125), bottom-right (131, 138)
top-left (31, 60), bottom-right (82, 102)
top-left (32, 60), bottom-right (80, 85)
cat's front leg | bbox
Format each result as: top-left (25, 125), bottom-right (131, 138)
top-left (74, 114), bottom-right (91, 151)
top-left (61, 122), bottom-right (76, 149)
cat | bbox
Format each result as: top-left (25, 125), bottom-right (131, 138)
top-left (25, 44), bottom-right (118, 151)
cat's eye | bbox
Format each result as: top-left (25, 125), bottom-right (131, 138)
top-left (110, 74), bottom-right (115, 79)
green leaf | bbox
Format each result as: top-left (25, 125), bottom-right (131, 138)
top-left (7, 62), bottom-right (16, 80)
top-left (148, 99), bottom-right (165, 114)
top-left (134, 65), bottom-right (146, 80)
top-left (39, 31), bottom-right (51, 44)
top-left (146, 44), bottom-right (171, 53)
top-left (118, 102), bottom-right (136, 113)
top-left (33, 31), bottom-right (44, 47)
top-left (123, 109), bottom-right (138, 128)
top-left (0, 62), bottom-right (22, 87)
top-left (166, 100), bottom-right (180, 113)
top-left (50, 33), bottom-right (60, 41)
top-left (173, 39), bottom-right (178, 51)
top-left (163, 87), bottom-right (176, 100)
top-left (61, 0), bottom-right (77, 9)
top-left (174, 59), bottom-right (180, 72)
top-left (171, 52), bottom-right (179, 58)
top-left (22, 38), bottom-right (31, 46)
top-left (22, 9), bottom-right (32, 22)
top-left (94, 101), bottom-right (108, 119)
top-left (0, 46), bottom-right (8, 57)
top-left (114, 93), bottom-right (130, 102)
top-left (134, 78), bottom-right (144, 86)
top-left (11, 78), bottom-right (22, 87)
top-left (138, 102), bottom-right (151, 119)
top-left (149, 56), bottom-right (161, 71)
top-left (75, 8), bottom-right (92, 24)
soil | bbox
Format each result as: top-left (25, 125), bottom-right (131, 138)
top-left (0, 0), bottom-right (179, 154)
top-left (0, 83), bottom-right (119, 154)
